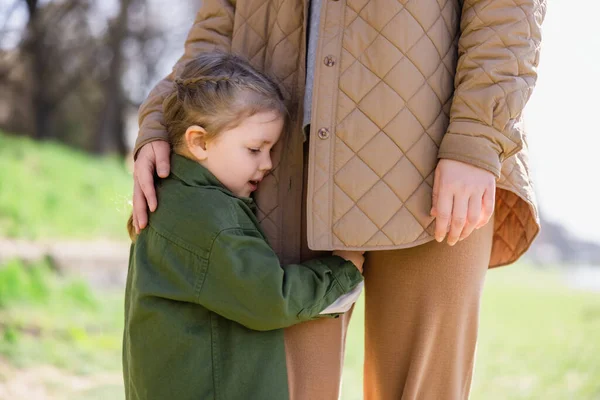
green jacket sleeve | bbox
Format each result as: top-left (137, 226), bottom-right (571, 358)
top-left (199, 227), bottom-right (363, 331)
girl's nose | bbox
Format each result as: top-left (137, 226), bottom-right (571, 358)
top-left (260, 154), bottom-right (273, 172)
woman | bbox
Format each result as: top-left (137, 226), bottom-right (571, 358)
top-left (130, 0), bottom-right (546, 398)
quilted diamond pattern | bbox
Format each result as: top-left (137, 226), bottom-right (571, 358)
top-left (358, 132), bottom-right (403, 177)
top-left (231, 0), bottom-right (306, 262)
top-left (335, 156), bottom-right (380, 200)
top-left (357, 181), bottom-right (403, 228)
top-left (137, 0), bottom-right (543, 268)
top-left (337, 109), bottom-right (379, 152)
top-left (306, 0), bottom-right (542, 267)
top-left (327, 0), bottom-right (460, 248)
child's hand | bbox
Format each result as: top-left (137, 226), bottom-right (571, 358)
top-left (333, 250), bottom-right (365, 273)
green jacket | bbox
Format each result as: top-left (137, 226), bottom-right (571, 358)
top-left (123, 154), bottom-right (363, 400)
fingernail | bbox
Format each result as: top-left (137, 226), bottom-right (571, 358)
top-left (158, 168), bottom-right (168, 176)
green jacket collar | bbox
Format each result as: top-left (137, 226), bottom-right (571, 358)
top-left (169, 153), bottom-right (256, 208)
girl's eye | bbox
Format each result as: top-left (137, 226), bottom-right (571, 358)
top-left (248, 148), bottom-right (261, 154)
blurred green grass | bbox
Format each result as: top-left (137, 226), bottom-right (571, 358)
top-left (0, 259), bottom-right (125, 399)
top-left (0, 259), bottom-right (123, 374)
top-left (0, 131), bottom-right (132, 240)
top-left (1, 261), bottom-right (598, 399)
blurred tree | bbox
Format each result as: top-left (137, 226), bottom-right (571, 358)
top-left (0, 0), bottom-right (191, 155)
top-left (94, 0), bottom-right (131, 155)
top-left (21, 0), bottom-right (96, 140)
top-left (94, 0), bottom-right (173, 155)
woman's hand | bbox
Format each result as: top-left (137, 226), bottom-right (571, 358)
top-left (132, 140), bottom-right (171, 233)
top-left (430, 159), bottom-right (496, 246)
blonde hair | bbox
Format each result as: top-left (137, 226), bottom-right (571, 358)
top-left (164, 52), bottom-right (287, 150)
top-left (127, 52), bottom-right (288, 241)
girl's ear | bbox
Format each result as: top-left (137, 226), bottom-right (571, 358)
top-left (184, 125), bottom-right (209, 161)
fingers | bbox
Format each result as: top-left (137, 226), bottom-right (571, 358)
top-left (133, 179), bottom-right (148, 230)
top-left (356, 253), bottom-right (365, 273)
top-left (459, 191), bottom-right (483, 242)
top-left (131, 140), bottom-right (170, 233)
top-left (430, 159), bottom-right (496, 245)
top-left (430, 166), bottom-right (440, 217)
top-left (333, 250), bottom-right (365, 272)
top-left (132, 199), bottom-right (139, 235)
top-left (352, 254), bottom-right (365, 273)
top-left (153, 141), bottom-right (171, 178)
top-left (447, 192), bottom-right (468, 246)
top-left (475, 187), bottom-right (496, 229)
top-left (137, 156), bottom-right (158, 212)
top-left (434, 186), bottom-right (453, 242)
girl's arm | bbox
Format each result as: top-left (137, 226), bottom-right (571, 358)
top-left (198, 228), bottom-right (364, 331)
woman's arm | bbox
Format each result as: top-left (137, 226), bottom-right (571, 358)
top-left (438, 0), bottom-right (546, 175)
top-left (432, 0), bottom-right (546, 245)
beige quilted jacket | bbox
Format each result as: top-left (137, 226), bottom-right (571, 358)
top-left (135, 0), bottom-right (546, 268)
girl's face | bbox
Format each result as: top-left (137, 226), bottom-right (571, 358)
top-left (200, 111), bottom-right (284, 198)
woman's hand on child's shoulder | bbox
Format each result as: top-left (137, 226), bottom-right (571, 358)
top-left (132, 140), bottom-right (171, 232)
top-left (332, 250), bottom-right (365, 273)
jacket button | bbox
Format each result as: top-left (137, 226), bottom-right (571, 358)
top-left (323, 55), bottom-right (336, 67)
top-left (317, 128), bottom-right (330, 139)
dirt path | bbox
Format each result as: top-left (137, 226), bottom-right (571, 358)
top-left (0, 358), bottom-right (123, 400)
top-left (0, 238), bottom-right (130, 289)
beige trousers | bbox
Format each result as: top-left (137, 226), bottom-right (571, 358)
top-left (286, 220), bottom-right (494, 400)
top-left (284, 142), bottom-right (494, 399)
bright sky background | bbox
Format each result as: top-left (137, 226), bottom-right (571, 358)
top-left (524, 0), bottom-right (600, 243)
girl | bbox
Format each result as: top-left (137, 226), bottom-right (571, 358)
top-left (122, 53), bottom-right (364, 400)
